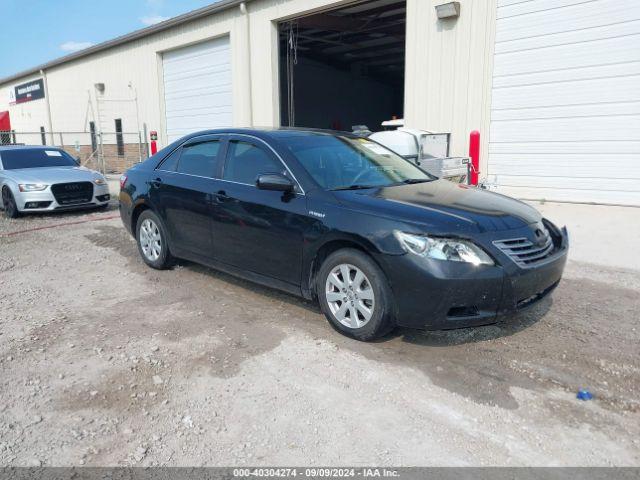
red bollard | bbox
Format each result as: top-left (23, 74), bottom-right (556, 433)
top-left (150, 130), bottom-right (158, 155)
top-left (468, 130), bottom-right (480, 186)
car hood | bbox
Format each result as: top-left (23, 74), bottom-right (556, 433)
top-left (332, 179), bottom-right (542, 233)
top-left (4, 166), bottom-right (103, 184)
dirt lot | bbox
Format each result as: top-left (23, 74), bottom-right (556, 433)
top-left (0, 204), bottom-right (639, 467)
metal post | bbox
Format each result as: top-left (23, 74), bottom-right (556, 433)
top-left (143, 123), bottom-right (148, 157)
top-left (94, 92), bottom-right (105, 174)
top-left (40, 69), bottom-right (55, 145)
top-left (138, 131), bottom-right (143, 163)
top-left (99, 133), bottom-right (105, 174)
top-left (134, 90), bottom-right (140, 132)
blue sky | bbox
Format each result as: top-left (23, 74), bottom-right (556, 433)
top-left (0, 0), bottom-right (215, 79)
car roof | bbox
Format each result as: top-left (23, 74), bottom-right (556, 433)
top-left (182, 127), bottom-right (360, 142)
top-left (0, 145), bottom-right (65, 152)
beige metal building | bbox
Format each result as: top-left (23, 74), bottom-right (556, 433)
top-left (1, 0), bottom-right (639, 205)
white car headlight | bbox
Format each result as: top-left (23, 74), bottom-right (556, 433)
top-left (94, 178), bottom-right (107, 186)
top-left (18, 183), bottom-right (48, 192)
top-left (394, 231), bottom-right (494, 266)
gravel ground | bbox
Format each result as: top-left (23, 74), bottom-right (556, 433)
top-left (0, 204), bottom-right (639, 467)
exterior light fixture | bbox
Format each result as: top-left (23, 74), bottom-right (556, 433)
top-left (435, 2), bottom-right (460, 19)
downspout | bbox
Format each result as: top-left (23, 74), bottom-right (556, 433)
top-left (240, 2), bottom-right (254, 126)
top-left (39, 69), bottom-right (54, 145)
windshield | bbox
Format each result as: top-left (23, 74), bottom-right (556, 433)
top-left (283, 134), bottom-right (433, 190)
top-left (0, 149), bottom-right (78, 170)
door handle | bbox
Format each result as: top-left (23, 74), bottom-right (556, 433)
top-left (150, 177), bottom-right (163, 187)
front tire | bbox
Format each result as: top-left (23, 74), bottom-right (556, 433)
top-left (2, 187), bottom-right (20, 219)
top-left (136, 210), bottom-right (174, 269)
top-left (317, 248), bottom-right (395, 341)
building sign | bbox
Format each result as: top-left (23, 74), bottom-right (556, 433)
top-left (12, 78), bottom-right (45, 104)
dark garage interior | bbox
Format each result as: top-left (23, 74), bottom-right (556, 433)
top-left (279, 0), bottom-right (406, 131)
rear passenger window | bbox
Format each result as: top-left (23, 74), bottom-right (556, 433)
top-left (177, 141), bottom-right (220, 177)
top-left (223, 141), bottom-right (284, 185)
top-left (157, 148), bottom-right (181, 172)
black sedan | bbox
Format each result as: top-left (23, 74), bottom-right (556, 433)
top-left (119, 128), bottom-right (568, 340)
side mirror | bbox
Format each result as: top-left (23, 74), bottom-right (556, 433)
top-left (256, 173), bottom-right (294, 193)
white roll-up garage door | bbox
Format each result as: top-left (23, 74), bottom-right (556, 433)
top-left (162, 36), bottom-right (232, 143)
top-left (488, 0), bottom-right (640, 205)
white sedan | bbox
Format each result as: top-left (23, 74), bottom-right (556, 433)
top-left (0, 145), bottom-right (110, 218)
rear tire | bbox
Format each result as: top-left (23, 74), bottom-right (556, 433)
top-left (317, 248), bottom-right (395, 341)
top-left (2, 187), bottom-right (20, 219)
top-left (136, 210), bottom-right (174, 269)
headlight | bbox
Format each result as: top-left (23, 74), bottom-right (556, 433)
top-left (94, 178), bottom-right (107, 186)
top-left (18, 183), bottom-right (48, 192)
top-left (394, 231), bottom-right (494, 266)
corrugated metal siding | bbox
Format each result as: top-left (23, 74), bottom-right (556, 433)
top-left (404, 0), bottom-right (497, 161)
top-left (162, 37), bottom-right (233, 142)
top-left (488, 0), bottom-right (640, 205)
top-left (0, 0), bottom-right (497, 158)
top-left (0, 8), bottom-right (243, 147)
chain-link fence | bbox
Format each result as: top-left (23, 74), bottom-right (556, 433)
top-left (0, 130), bottom-right (149, 174)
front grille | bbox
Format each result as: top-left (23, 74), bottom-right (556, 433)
top-left (51, 182), bottom-right (93, 205)
top-left (493, 231), bottom-right (555, 268)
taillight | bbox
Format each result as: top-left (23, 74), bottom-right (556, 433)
top-left (119, 175), bottom-right (128, 190)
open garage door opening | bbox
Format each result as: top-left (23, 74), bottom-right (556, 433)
top-left (279, 0), bottom-right (406, 132)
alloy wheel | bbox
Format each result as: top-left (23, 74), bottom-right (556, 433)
top-left (325, 263), bottom-right (375, 329)
top-left (139, 218), bottom-right (162, 261)
top-left (2, 189), bottom-right (15, 217)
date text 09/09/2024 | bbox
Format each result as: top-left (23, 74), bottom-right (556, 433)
top-left (232, 468), bottom-right (400, 477)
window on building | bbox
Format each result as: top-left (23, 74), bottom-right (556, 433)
top-left (177, 141), bottom-right (220, 177)
top-left (223, 141), bottom-right (284, 185)
top-left (89, 121), bottom-right (97, 152)
top-left (40, 126), bottom-right (46, 146)
top-left (115, 118), bottom-right (124, 156)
